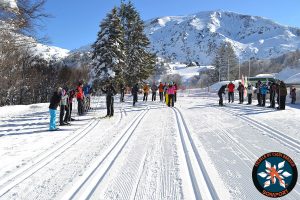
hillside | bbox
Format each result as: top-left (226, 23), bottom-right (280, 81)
top-left (144, 10), bottom-right (300, 64)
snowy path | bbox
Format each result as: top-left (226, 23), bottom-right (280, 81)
top-left (0, 94), bottom-right (299, 199)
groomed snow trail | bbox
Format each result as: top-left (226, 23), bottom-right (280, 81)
top-left (1, 94), bottom-right (300, 200)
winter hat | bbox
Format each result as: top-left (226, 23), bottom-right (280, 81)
top-left (57, 87), bottom-right (63, 93)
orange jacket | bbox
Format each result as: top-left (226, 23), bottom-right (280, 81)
top-left (143, 85), bottom-right (150, 93)
top-left (158, 83), bottom-right (164, 92)
top-left (76, 86), bottom-right (84, 100)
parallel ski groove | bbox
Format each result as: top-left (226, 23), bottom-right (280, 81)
top-left (173, 107), bottom-right (219, 200)
top-left (64, 107), bottom-right (149, 200)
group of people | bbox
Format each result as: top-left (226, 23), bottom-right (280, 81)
top-left (49, 81), bottom-right (179, 131)
top-left (138, 82), bottom-right (178, 107)
top-left (218, 80), bottom-right (296, 110)
top-left (48, 81), bottom-right (93, 131)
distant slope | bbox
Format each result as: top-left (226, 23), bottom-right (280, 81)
top-left (144, 10), bottom-right (300, 64)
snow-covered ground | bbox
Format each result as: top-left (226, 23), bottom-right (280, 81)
top-left (0, 93), bottom-right (299, 199)
top-left (168, 63), bottom-right (214, 80)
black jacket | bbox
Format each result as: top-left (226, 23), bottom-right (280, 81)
top-left (218, 85), bottom-right (227, 95)
top-left (131, 85), bottom-right (139, 95)
top-left (102, 85), bottom-right (116, 97)
top-left (49, 92), bottom-right (62, 110)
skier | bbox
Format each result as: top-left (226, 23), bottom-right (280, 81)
top-left (237, 82), bottom-right (245, 104)
top-left (268, 82), bottom-right (277, 108)
top-left (76, 81), bottom-right (84, 116)
top-left (132, 83), bottom-right (139, 106)
top-left (151, 83), bottom-right (158, 101)
top-left (246, 83), bottom-right (253, 105)
top-left (163, 82), bottom-right (168, 102)
top-left (83, 84), bottom-right (92, 111)
top-left (120, 83), bottom-right (125, 102)
top-left (167, 82), bottom-right (175, 107)
top-left (174, 83), bottom-right (178, 102)
top-left (60, 89), bottom-right (69, 125)
top-left (158, 82), bottom-right (164, 102)
top-left (64, 89), bottom-right (76, 122)
top-left (227, 81), bottom-right (235, 103)
top-left (290, 87), bottom-right (296, 104)
top-left (277, 81), bottom-right (287, 110)
top-left (218, 84), bottom-right (227, 106)
top-left (256, 80), bottom-right (262, 106)
top-left (101, 82), bottom-right (116, 117)
top-left (49, 87), bottom-right (62, 131)
top-left (260, 83), bottom-right (268, 107)
top-left (143, 84), bottom-right (149, 101)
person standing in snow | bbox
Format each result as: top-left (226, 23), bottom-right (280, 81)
top-left (158, 82), bottom-right (164, 102)
top-left (290, 87), bottom-right (296, 104)
top-left (246, 84), bottom-right (253, 105)
top-left (83, 84), bottom-right (92, 111)
top-left (120, 83), bottom-right (125, 102)
top-left (277, 81), bottom-right (287, 110)
top-left (218, 84), bottom-right (227, 106)
top-left (143, 84), bottom-right (149, 101)
top-left (167, 82), bottom-right (175, 107)
top-left (65, 89), bottom-right (76, 122)
top-left (237, 82), bottom-right (245, 104)
top-left (101, 82), bottom-right (117, 117)
top-left (76, 81), bottom-right (84, 116)
top-left (151, 83), bottom-right (158, 101)
top-left (260, 83), bottom-right (268, 107)
top-left (268, 82), bottom-right (277, 108)
top-left (60, 89), bottom-right (69, 126)
top-left (227, 81), bottom-right (235, 103)
top-left (174, 83), bottom-right (178, 102)
top-left (256, 80), bottom-right (262, 106)
top-left (163, 82), bottom-right (168, 102)
top-left (49, 87), bottom-right (62, 131)
top-left (132, 83), bottom-right (139, 106)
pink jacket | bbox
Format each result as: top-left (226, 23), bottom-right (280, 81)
top-left (167, 86), bottom-right (175, 95)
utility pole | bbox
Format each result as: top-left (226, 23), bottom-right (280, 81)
top-left (248, 57), bottom-right (251, 77)
top-left (227, 58), bottom-right (230, 81)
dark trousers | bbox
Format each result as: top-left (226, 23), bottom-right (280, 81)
top-left (64, 103), bottom-right (72, 122)
top-left (291, 97), bottom-right (296, 104)
top-left (257, 93), bottom-right (262, 106)
top-left (248, 94), bottom-right (252, 104)
top-left (143, 93), bottom-right (148, 101)
top-left (152, 92), bottom-right (156, 101)
top-left (262, 94), bottom-right (266, 106)
top-left (218, 93), bottom-right (223, 106)
top-left (168, 94), bottom-right (174, 107)
top-left (120, 91), bottom-right (125, 102)
top-left (77, 99), bottom-right (84, 115)
top-left (279, 96), bottom-right (286, 110)
top-left (106, 96), bottom-right (114, 116)
top-left (239, 92), bottom-right (244, 103)
top-left (60, 105), bottom-right (65, 125)
top-left (228, 92), bottom-right (234, 102)
top-left (270, 93), bottom-right (275, 108)
top-left (159, 92), bottom-right (163, 101)
top-left (174, 92), bottom-right (177, 102)
top-left (133, 94), bottom-right (138, 106)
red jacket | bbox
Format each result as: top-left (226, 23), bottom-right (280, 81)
top-left (228, 83), bottom-right (235, 93)
top-left (76, 86), bottom-right (84, 100)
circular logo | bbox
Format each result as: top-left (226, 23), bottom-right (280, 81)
top-left (252, 152), bottom-right (298, 198)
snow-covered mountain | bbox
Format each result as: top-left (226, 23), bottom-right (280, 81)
top-left (144, 10), bottom-right (300, 64)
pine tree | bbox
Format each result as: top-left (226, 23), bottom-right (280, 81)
top-left (119, 1), bottom-right (155, 86)
top-left (213, 42), bottom-right (238, 81)
top-left (91, 7), bottom-right (126, 85)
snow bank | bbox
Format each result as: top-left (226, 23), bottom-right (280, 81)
top-left (0, 103), bottom-right (48, 118)
top-left (285, 73), bottom-right (300, 85)
top-left (276, 67), bottom-right (300, 81)
top-left (168, 63), bottom-right (214, 80)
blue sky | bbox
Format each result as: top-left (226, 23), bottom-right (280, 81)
top-left (41, 0), bottom-right (300, 50)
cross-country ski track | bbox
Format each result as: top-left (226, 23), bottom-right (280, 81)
top-left (0, 94), bottom-right (299, 199)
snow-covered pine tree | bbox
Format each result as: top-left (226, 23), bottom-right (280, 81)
top-left (213, 42), bottom-right (238, 81)
top-left (91, 7), bottom-right (126, 86)
top-left (119, 1), bottom-right (155, 86)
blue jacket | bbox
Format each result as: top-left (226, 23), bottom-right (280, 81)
top-left (260, 85), bottom-right (268, 95)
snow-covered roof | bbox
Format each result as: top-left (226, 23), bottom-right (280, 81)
top-left (255, 74), bottom-right (275, 78)
top-left (285, 73), bottom-right (300, 85)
